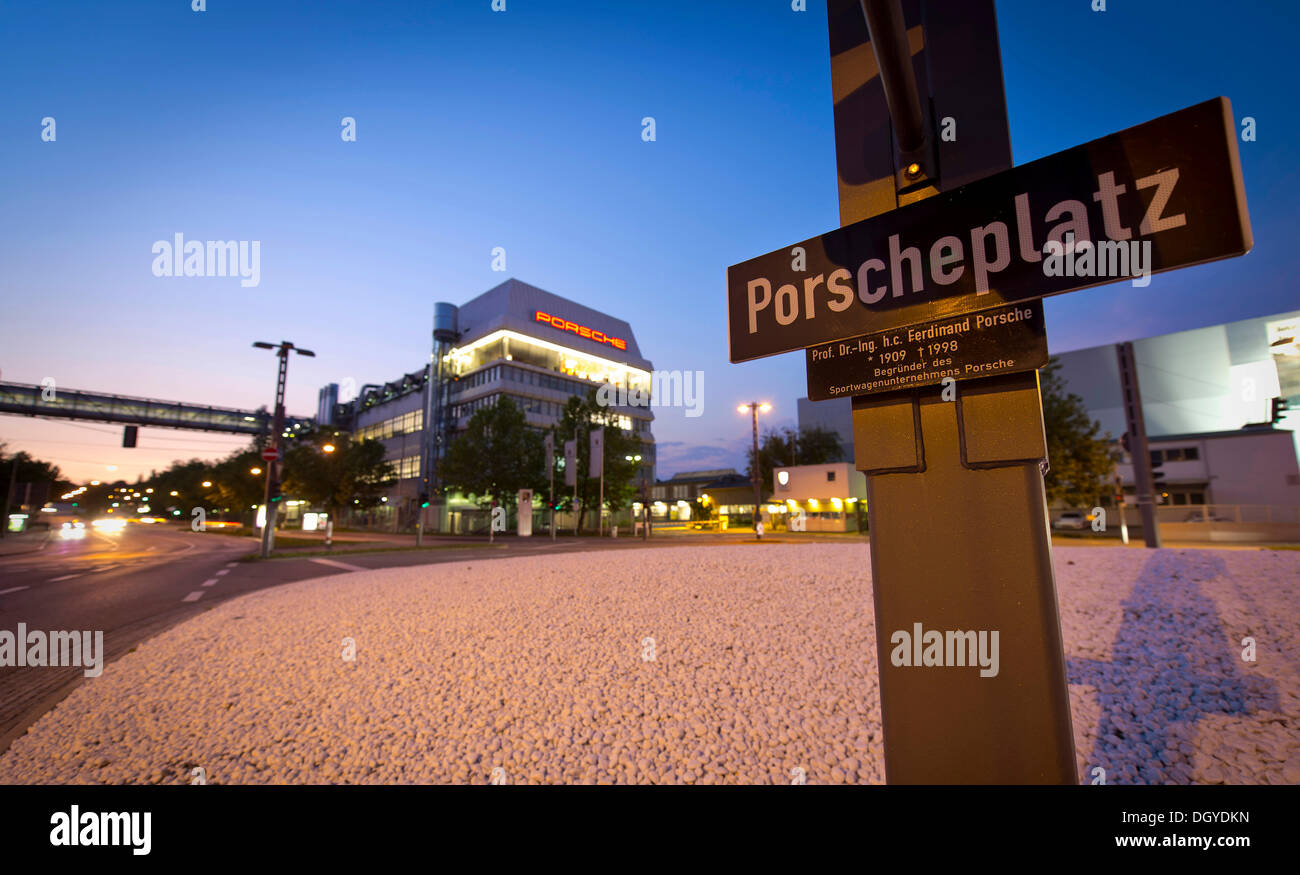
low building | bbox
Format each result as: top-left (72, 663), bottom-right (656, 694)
top-left (798, 309), bottom-right (1300, 513)
top-left (648, 469), bottom-right (745, 523)
top-left (769, 462), bottom-right (868, 532)
top-left (1114, 427), bottom-right (1299, 509)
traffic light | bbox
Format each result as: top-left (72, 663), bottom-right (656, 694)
top-left (269, 478), bottom-right (283, 503)
top-left (1150, 449), bottom-right (1166, 504)
top-left (418, 492), bottom-right (430, 508)
top-left (1271, 397), bottom-right (1289, 424)
top-left (123, 426), bottom-right (137, 448)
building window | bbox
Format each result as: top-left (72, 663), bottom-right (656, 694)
top-left (827, 471), bottom-right (836, 482)
top-left (387, 455), bottom-right (419, 479)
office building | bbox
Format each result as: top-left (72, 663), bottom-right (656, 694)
top-left (328, 279), bottom-right (656, 530)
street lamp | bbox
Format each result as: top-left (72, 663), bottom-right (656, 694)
top-left (253, 340), bottom-right (316, 559)
top-left (250, 467), bottom-right (262, 476)
top-left (202, 480), bottom-right (212, 488)
top-left (322, 443), bottom-right (336, 454)
top-left (738, 402), bottom-right (772, 536)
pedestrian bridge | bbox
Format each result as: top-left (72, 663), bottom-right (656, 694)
top-left (0, 381), bottom-right (314, 436)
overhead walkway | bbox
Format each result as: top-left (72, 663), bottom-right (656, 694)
top-left (0, 381), bottom-right (314, 436)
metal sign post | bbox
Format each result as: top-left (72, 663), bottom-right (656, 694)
top-left (726, 0), bottom-right (1250, 783)
top-left (1116, 341), bottom-right (1162, 547)
top-left (846, 0), bottom-right (1069, 786)
top-left (544, 432), bottom-right (555, 540)
top-left (564, 436), bottom-right (578, 535)
top-left (591, 428), bottom-right (604, 537)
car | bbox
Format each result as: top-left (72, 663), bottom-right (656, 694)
top-left (1052, 512), bottom-right (1089, 530)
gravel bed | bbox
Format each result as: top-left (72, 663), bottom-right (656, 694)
top-left (1, 544), bottom-right (1295, 784)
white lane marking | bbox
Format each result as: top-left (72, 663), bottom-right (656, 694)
top-left (0, 586), bottom-right (29, 595)
top-left (215, 569), bottom-right (230, 576)
top-left (225, 562), bottom-right (239, 567)
top-left (146, 546), bottom-right (157, 552)
top-left (182, 591), bottom-right (204, 602)
top-left (49, 574), bottom-right (82, 582)
top-left (310, 558), bottom-right (367, 572)
top-left (201, 578), bottom-right (220, 587)
top-left (94, 564), bottom-right (119, 573)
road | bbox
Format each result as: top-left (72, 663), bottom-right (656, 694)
top-left (0, 523), bottom-right (793, 753)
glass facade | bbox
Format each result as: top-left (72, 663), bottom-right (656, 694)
top-left (447, 331), bottom-right (651, 397)
top-left (356, 409), bottom-right (423, 442)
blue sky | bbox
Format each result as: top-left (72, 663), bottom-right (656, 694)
top-left (1, 0), bottom-right (1297, 482)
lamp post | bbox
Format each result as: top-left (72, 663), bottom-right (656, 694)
top-left (252, 340), bottom-right (315, 559)
top-left (626, 454), bottom-right (643, 539)
top-left (738, 402), bottom-right (771, 536)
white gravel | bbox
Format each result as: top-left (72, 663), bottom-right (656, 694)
top-left (1, 544), bottom-right (1296, 784)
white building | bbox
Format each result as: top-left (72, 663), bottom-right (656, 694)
top-left (769, 462), bottom-right (868, 532)
top-left (799, 310), bottom-right (1300, 513)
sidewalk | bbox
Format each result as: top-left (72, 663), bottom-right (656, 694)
top-left (0, 531), bottom-right (49, 557)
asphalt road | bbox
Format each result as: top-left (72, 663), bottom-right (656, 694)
top-left (0, 524), bottom-right (781, 753)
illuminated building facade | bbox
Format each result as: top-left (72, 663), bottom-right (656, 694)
top-left (327, 279), bottom-right (656, 530)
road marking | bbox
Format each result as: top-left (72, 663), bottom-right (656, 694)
top-left (215, 569), bottom-right (230, 576)
top-left (182, 591), bottom-right (204, 602)
top-left (201, 578), bottom-right (220, 587)
top-left (93, 564), bottom-right (119, 573)
top-left (310, 558), bottom-right (367, 572)
top-left (225, 562), bottom-right (239, 567)
top-left (49, 574), bottom-right (82, 582)
top-left (146, 546), bottom-right (157, 552)
top-left (0, 586), bottom-right (28, 595)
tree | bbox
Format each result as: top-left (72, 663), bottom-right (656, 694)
top-left (205, 449), bottom-right (268, 517)
top-left (1040, 357), bottom-right (1118, 508)
top-left (746, 425), bottom-right (843, 495)
top-left (554, 388), bottom-right (648, 532)
top-left (283, 430), bottom-right (394, 519)
top-left (439, 396), bottom-right (545, 512)
top-left (0, 444), bottom-right (74, 512)
top-left (146, 459), bottom-right (221, 520)
top-left (0, 444), bottom-right (73, 504)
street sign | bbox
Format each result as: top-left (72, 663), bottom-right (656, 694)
top-left (728, 97), bottom-right (1251, 363)
top-left (805, 299), bottom-right (1047, 401)
top-left (261, 447), bottom-right (280, 462)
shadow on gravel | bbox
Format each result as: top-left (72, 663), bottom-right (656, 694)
top-left (1067, 550), bottom-right (1278, 784)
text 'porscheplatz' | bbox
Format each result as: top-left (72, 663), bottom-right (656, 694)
top-left (727, 98), bottom-right (1251, 362)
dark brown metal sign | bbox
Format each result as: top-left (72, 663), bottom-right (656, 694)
top-left (727, 97), bottom-right (1251, 363)
top-left (805, 300), bottom-right (1047, 401)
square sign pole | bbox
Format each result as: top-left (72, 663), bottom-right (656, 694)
top-left (726, 0), bottom-right (1250, 784)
